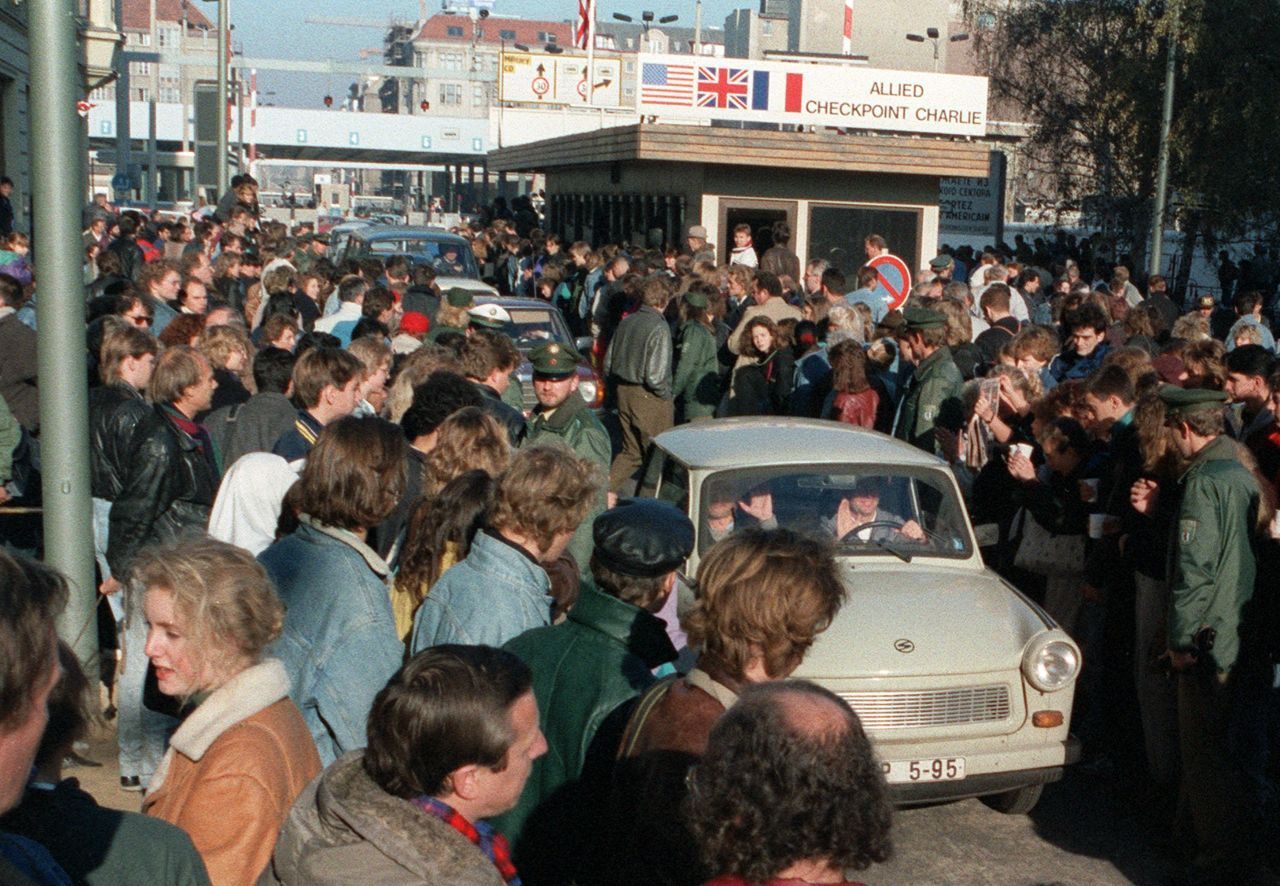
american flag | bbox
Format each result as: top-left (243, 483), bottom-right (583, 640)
top-left (640, 62), bottom-right (695, 106)
top-left (696, 66), bottom-right (750, 110)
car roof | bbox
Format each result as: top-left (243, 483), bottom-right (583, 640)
top-left (473, 295), bottom-right (559, 310)
top-left (352, 226), bottom-right (468, 245)
top-left (653, 418), bottom-right (946, 470)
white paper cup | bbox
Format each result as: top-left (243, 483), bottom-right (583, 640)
top-left (1011, 443), bottom-right (1034, 460)
top-left (1080, 478), bottom-right (1100, 503)
top-left (1088, 514), bottom-right (1119, 539)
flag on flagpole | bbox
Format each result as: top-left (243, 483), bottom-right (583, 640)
top-left (575, 0), bottom-right (595, 50)
top-left (842, 0), bottom-right (853, 55)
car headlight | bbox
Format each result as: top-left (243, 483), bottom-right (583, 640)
top-left (579, 378), bottom-right (598, 406)
top-left (1022, 636), bottom-right (1081, 692)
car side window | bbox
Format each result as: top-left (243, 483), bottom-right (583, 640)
top-left (637, 448), bottom-right (690, 512)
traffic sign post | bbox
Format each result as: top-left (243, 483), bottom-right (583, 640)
top-left (869, 254), bottom-right (913, 311)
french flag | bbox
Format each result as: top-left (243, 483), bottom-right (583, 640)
top-left (785, 73), bottom-right (804, 113)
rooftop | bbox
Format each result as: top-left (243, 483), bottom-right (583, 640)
top-left (416, 14), bottom-right (573, 47)
top-left (120, 0), bottom-right (213, 32)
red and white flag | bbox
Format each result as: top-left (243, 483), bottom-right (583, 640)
top-left (842, 0), bottom-right (853, 55)
top-left (575, 0), bottom-right (595, 50)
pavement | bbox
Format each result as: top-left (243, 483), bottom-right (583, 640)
top-left (73, 699), bottom-right (1175, 885)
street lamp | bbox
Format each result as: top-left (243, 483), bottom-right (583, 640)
top-left (905, 28), bottom-right (968, 73)
top-left (613, 10), bottom-right (679, 50)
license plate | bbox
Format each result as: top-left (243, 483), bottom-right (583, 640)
top-left (883, 757), bottom-right (966, 783)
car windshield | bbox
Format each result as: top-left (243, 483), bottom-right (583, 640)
top-left (697, 465), bottom-right (972, 560)
top-left (363, 238), bottom-right (480, 278)
top-left (496, 306), bottom-right (574, 352)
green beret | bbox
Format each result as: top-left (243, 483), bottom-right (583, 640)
top-left (929, 254), bottom-right (954, 271)
top-left (684, 290), bottom-right (708, 310)
top-left (530, 341), bottom-right (582, 378)
top-left (903, 307), bottom-right (947, 331)
top-left (1158, 384), bottom-right (1227, 418)
top-left (445, 287), bottom-right (475, 309)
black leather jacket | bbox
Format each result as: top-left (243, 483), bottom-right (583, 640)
top-left (106, 404), bottom-right (220, 580)
top-left (475, 382), bottom-right (527, 447)
top-left (604, 305), bottom-right (673, 399)
top-left (88, 381), bottom-right (150, 501)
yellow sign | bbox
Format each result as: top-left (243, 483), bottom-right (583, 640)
top-left (498, 50), bottom-right (624, 109)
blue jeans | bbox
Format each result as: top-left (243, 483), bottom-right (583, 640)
top-left (117, 583), bottom-right (175, 784)
top-left (92, 498), bottom-right (123, 625)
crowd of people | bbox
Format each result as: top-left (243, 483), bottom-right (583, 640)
top-left (0, 173), bottom-right (1278, 884)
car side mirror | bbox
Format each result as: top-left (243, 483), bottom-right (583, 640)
top-left (575, 336), bottom-right (593, 354)
top-left (973, 523), bottom-right (999, 548)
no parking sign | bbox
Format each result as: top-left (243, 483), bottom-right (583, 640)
top-left (869, 254), bottom-right (913, 311)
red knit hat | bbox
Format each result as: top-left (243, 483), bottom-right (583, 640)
top-left (399, 311), bottom-right (430, 336)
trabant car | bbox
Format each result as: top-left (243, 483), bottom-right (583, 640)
top-left (640, 418), bottom-right (1081, 814)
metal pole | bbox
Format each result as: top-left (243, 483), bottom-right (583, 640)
top-left (147, 99), bottom-right (158, 211)
top-left (216, 0), bottom-right (230, 196)
top-left (29, 0), bottom-right (98, 668)
top-left (1149, 2), bottom-right (1179, 280)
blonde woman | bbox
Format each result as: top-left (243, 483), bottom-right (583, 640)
top-left (196, 324), bottom-right (255, 417)
top-left (140, 537), bottom-right (321, 885)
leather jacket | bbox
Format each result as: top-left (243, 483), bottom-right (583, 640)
top-left (475, 382), bottom-right (527, 447)
top-left (88, 381), bottom-right (151, 501)
top-left (604, 305), bottom-right (673, 399)
top-left (107, 404), bottom-right (220, 580)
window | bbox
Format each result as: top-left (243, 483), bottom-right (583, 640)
top-left (439, 83), bottom-right (463, 105)
top-left (130, 61), bottom-right (151, 75)
top-left (157, 25), bottom-right (180, 47)
top-left (161, 87), bottom-right (181, 103)
top-left (472, 84), bottom-right (487, 105)
top-left (808, 204), bottom-right (921, 279)
top-left (447, 26), bottom-right (464, 37)
top-left (134, 87), bottom-right (152, 101)
top-left (500, 29), bottom-right (516, 40)
top-left (762, 21), bottom-right (772, 36)
top-left (539, 31), bottom-right (557, 43)
top-left (439, 51), bottom-right (464, 71)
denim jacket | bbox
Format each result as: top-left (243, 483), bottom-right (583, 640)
top-left (409, 530), bottom-right (552, 654)
top-left (259, 517), bottom-right (401, 766)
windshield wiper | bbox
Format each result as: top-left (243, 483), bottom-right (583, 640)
top-left (871, 538), bottom-right (913, 563)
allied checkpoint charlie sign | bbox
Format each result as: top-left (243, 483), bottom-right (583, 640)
top-left (636, 53), bottom-right (988, 138)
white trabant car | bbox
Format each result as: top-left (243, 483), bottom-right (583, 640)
top-left (640, 418), bottom-right (1081, 814)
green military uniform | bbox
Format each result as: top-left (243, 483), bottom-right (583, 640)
top-left (1168, 431), bottom-right (1260, 673)
top-left (892, 309), bottom-right (964, 455)
top-left (1160, 386), bottom-right (1264, 874)
top-left (671, 291), bottom-right (720, 421)
top-left (493, 499), bottom-right (692, 882)
top-left (522, 341), bottom-right (611, 574)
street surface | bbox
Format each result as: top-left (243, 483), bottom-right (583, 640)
top-left (76, 718), bottom-right (1172, 885)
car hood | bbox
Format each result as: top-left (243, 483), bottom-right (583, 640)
top-left (792, 563), bottom-right (1052, 680)
top-left (437, 275), bottom-right (498, 295)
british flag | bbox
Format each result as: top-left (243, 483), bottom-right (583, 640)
top-left (696, 67), bottom-right (750, 110)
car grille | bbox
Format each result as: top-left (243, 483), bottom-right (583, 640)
top-left (837, 685), bottom-right (1012, 730)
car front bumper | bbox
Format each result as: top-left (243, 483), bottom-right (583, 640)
top-left (885, 735), bottom-right (1081, 805)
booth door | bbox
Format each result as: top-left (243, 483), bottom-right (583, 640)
top-left (721, 201), bottom-right (796, 267)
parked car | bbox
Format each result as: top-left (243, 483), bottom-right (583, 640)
top-left (338, 225), bottom-right (497, 296)
top-left (473, 295), bottom-right (603, 414)
top-left (639, 418), bottom-right (1081, 814)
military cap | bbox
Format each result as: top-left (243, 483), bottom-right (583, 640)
top-left (902, 307), bottom-right (947, 331)
top-left (1158, 384), bottom-right (1227, 418)
top-left (445, 287), bottom-right (475, 309)
top-left (298, 232), bottom-right (314, 244)
top-left (684, 289), bottom-right (708, 309)
top-left (593, 499), bottom-right (695, 579)
top-left (529, 341), bottom-right (582, 378)
top-left (312, 233), bottom-right (330, 245)
top-left (468, 302), bottom-right (511, 329)
top-left (1195, 294), bottom-right (1216, 309)
top-left (929, 254), bottom-right (954, 271)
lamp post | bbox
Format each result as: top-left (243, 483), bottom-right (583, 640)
top-left (216, 0), bottom-right (230, 196)
top-left (613, 11), bottom-right (679, 52)
top-left (905, 28), bottom-right (968, 73)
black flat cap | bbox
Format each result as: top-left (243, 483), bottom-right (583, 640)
top-left (593, 499), bottom-right (695, 578)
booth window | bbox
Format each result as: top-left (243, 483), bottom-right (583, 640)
top-left (808, 205), bottom-right (920, 279)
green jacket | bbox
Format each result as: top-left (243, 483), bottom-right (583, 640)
top-left (523, 390), bottom-right (610, 574)
top-left (495, 584), bottom-right (677, 864)
top-left (672, 320), bottom-right (720, 419)
top-left (1168, 435), bottom-right (1261, 673)
top-left (0, 395), bottom-right (20, 484)
top-left (893, 346), bottom-right (964, 455)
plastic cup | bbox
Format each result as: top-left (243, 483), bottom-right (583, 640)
top-left (1011, 443), bottom-right (1034, 460)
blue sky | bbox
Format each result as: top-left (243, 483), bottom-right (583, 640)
top-left (235, 1), bottom-right (745, 106)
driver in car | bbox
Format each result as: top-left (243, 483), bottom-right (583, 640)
top-left (829, 477), bottom-right (926, 543)
top-left (435, 244), bottom-right (466, 275)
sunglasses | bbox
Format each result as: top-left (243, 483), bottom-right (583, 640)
top-left (125, 312), bottom-right (153, 326)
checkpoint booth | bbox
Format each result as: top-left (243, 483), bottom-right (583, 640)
top-left (488, 53), bottom-right (995, 280)
top-left (489, 122), bottom-right (989, 279)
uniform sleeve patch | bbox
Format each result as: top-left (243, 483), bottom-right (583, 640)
top-left (1179, 519), bottom-right (1198, 544)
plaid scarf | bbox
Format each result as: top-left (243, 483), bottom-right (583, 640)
top-left (411, 796), bottom-right (521, 885)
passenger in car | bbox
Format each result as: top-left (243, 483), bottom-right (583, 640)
top-left (827, 476), bottom-right (925, 543)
